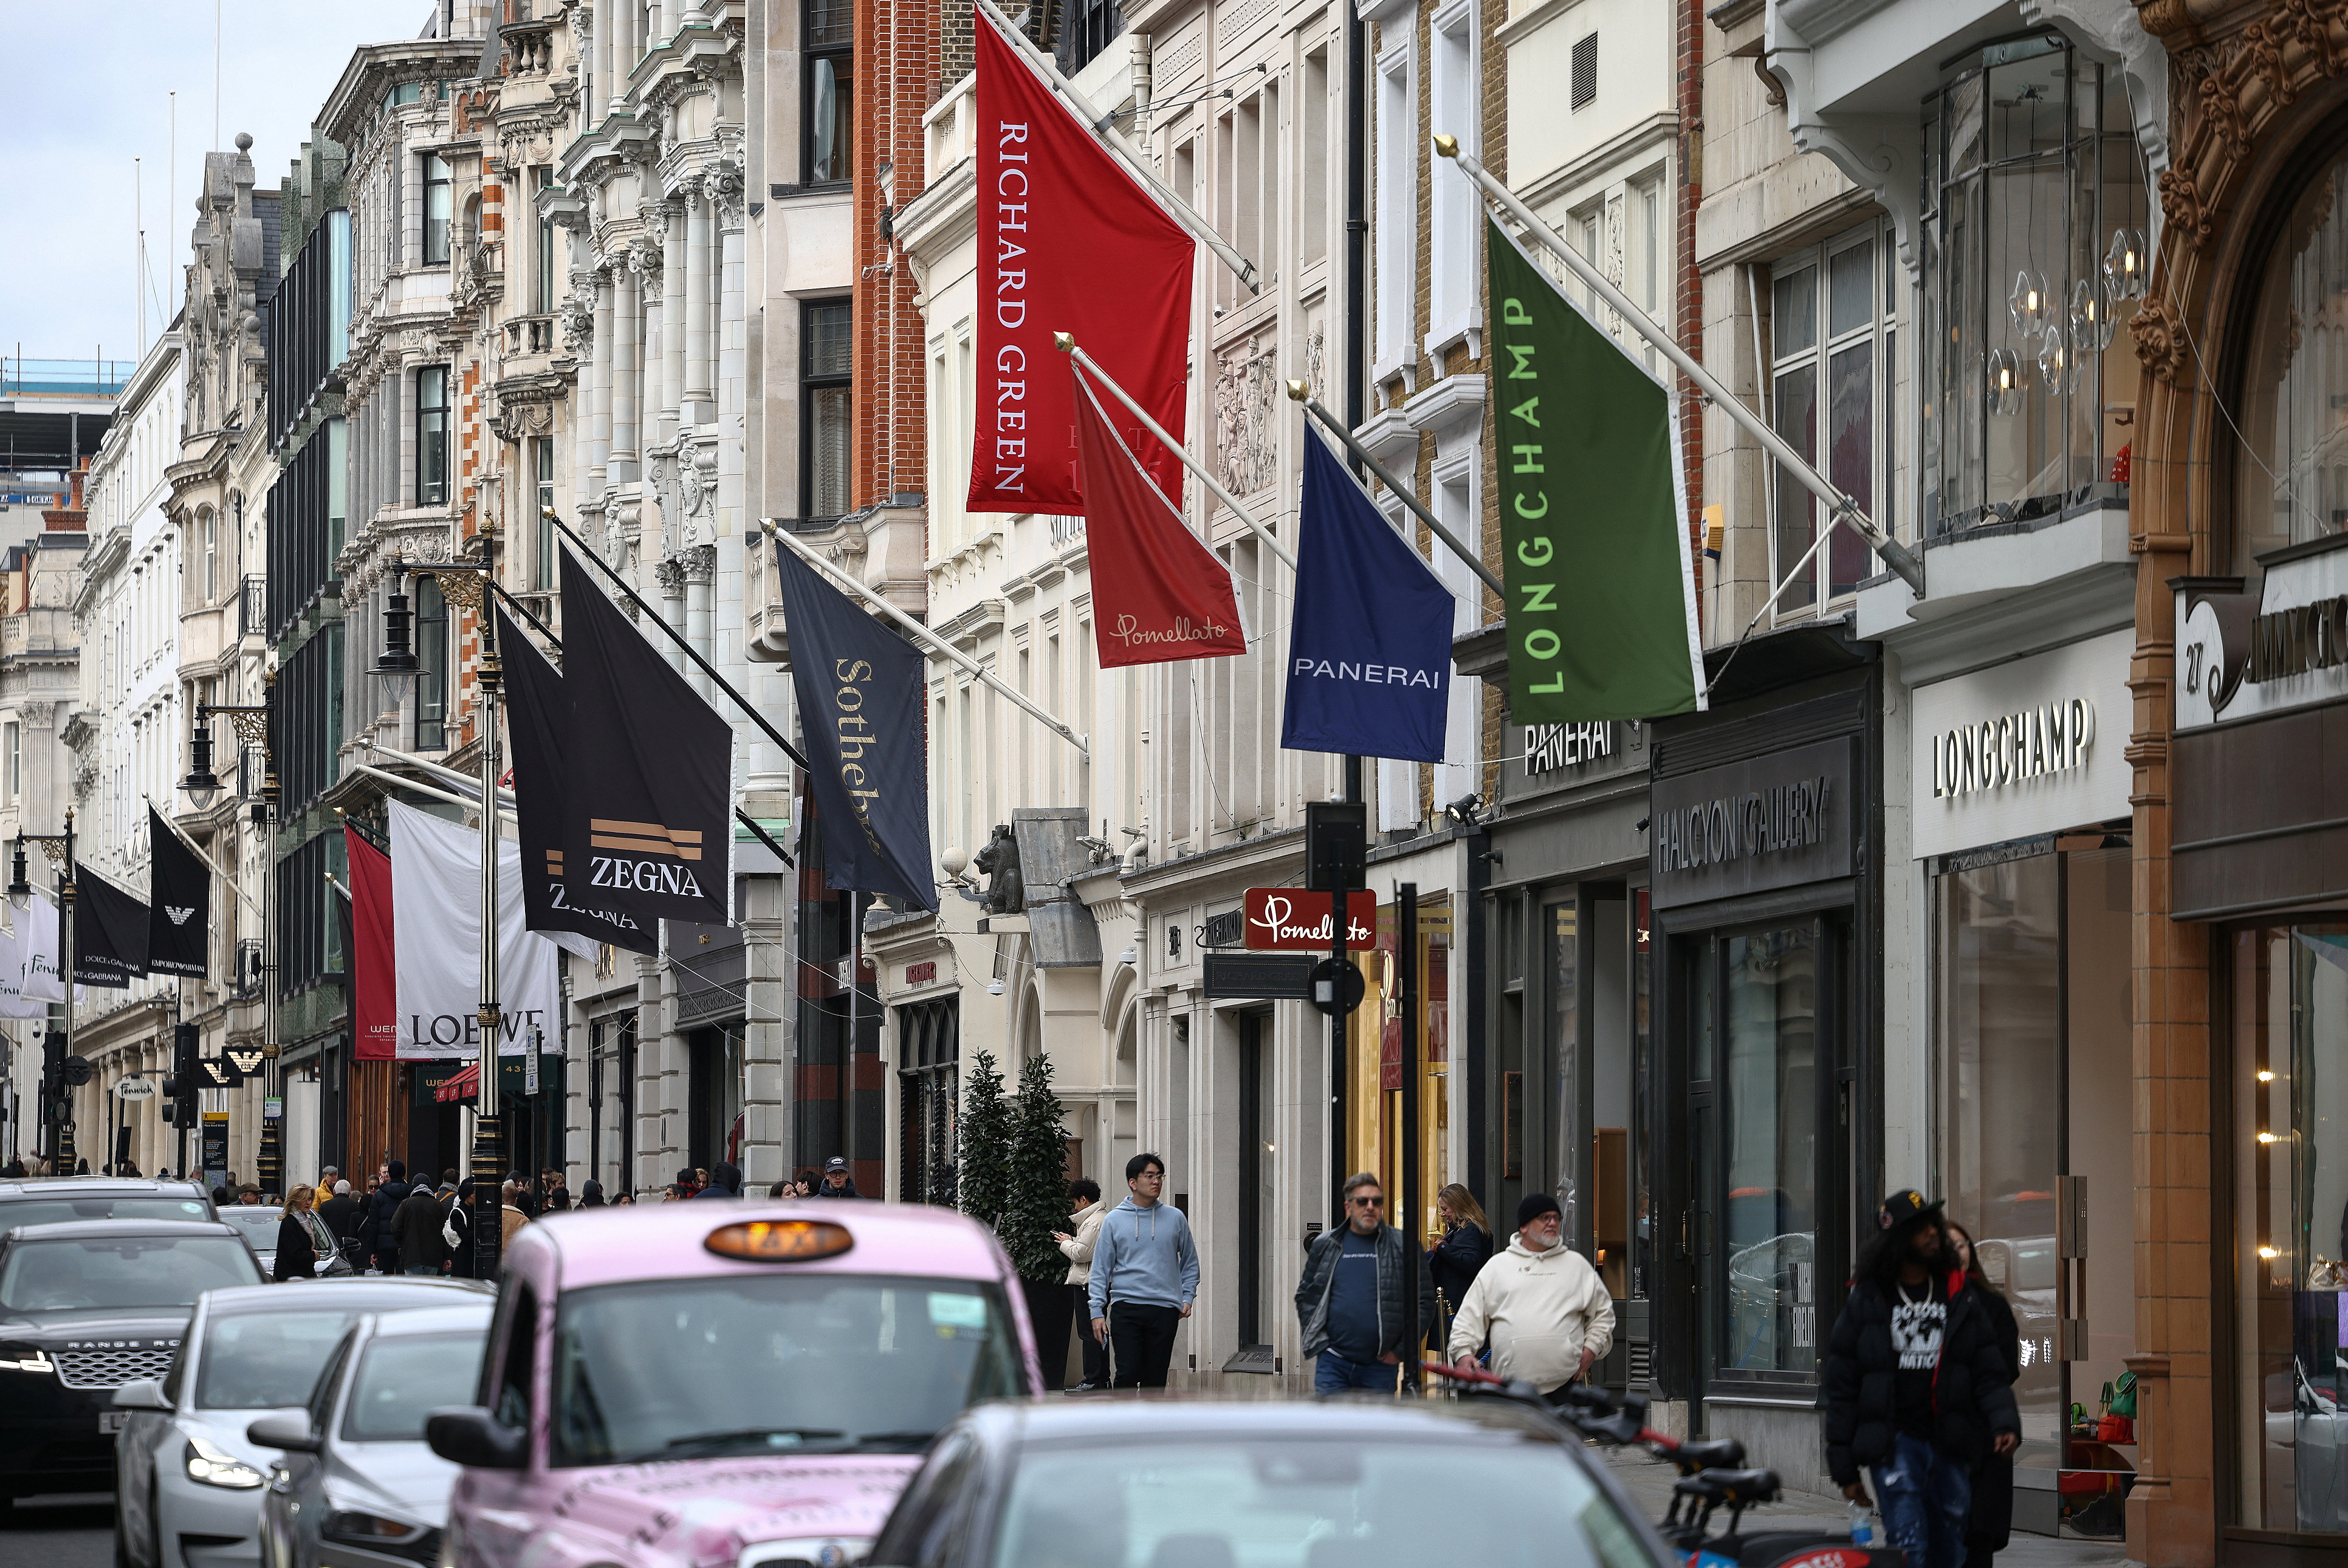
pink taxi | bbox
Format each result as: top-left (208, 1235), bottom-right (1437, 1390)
top-left (424, 1202), bottom-right (1042, 1568)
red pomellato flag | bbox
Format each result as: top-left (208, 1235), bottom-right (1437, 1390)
top-left (347, 826), bottom-right (398, 1061)
top-left (1074, 366), bottom-right (1247, 667)
top-left (972, 19), bottom-right (1193, 515)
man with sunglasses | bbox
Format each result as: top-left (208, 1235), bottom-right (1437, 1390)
top-left (1297, 1171), bottom-right (1437, 1394)
top-left (1446, 1192), bottom-right (1614, 1405)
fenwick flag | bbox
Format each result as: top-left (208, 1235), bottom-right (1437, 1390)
top-left (145, 806), bottom-right (208, 977)
top-left (347, 826), bottom-right (397, 1062)
top-left (73, 866), bottom-right (149, 988)
top-left (768, 541), bottom-right (939, 912)
top-left (558, 549), bottom-right (733, 928)
top-left (971, 18), bottom-right (1193, 514)
top-left (1073, 366), bottom-right (1247, 667)
top-left (498, 608), bottom-right (654, 956)
top-left (1488, 216), bottom-right (1703, 721)
top-left (1282, 434), bottom-right (1454, 762)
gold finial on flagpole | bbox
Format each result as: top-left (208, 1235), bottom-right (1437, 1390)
top-left (1285, 379), bottom-right (1309, 402)
top-left (1053, 332), bottom-right (1075, 352)
top-left (1433, 134), bottom-right (1460, 159)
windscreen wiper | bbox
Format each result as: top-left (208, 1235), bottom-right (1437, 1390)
top-left (636, 1428), bottom-right (848, 1461)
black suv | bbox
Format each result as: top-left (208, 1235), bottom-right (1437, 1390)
top-left (0, 1219), bottom-right (264, 1504)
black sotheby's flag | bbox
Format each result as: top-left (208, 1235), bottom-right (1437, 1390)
top-left (73, 865), bottom-right (149, 989)
top-left (498, 608), bottom-right (657, 956)
top-left (146, 806), bottom-right (209, 977)
top-left (557, 549), bottom-right (733, 928)
top-left (769, 539), bottom-right (938, 912)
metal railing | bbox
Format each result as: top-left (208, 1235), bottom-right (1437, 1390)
top-left (236, 575), bottom-right (267, 638)
top-left (2, 358), bottom-right (132, 397)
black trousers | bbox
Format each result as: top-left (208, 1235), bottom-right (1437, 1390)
top-left (1109, 1301), bottom-right (1181, 1388)
top-left (1074, 1285), bottom-right (1110, 1386)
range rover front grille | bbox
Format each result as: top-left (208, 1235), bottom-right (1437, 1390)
top-left (53, 1347), bottom-right (174, 1389)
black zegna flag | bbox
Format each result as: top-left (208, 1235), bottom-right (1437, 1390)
top-left (769, 539), bottom-right (938, 912)
top-left (146, 806), bottom-right (209, 977)
top-left (557, 549), bottom-right (733, 928)
top-left (498, 608), bottom-right (656, 955)
top-left (73, 865), bottom-right (149, 989)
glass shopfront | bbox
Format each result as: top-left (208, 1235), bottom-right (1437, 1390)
top-left (2231, 924), bottom-right (2348, 1533)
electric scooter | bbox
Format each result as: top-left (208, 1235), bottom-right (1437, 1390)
top-left (1424, 1362), bottom-right (1904, 1568)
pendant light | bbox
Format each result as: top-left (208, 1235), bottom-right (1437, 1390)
top-left (1988, 348), bottom-right (2025, 417)
top-left (2103, 228), bottom-right (2147, 300)
top-left (2070, 277), bottom-right (2115, 352)
top-left (2009, 269), bottom-right (2051, 340)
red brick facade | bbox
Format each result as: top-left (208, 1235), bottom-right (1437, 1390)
top-left (853, 0), bottom-right (941, 513)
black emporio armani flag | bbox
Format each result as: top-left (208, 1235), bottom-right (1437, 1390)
top-left (73, 865), bottom-right (149, 989)
top-left (769, 539), bottom-right (938, 912)
top-left (498, 608), bottom-right (656, 955)
top-left (557, 550), bottom-right (733, 928)
top-left (146, 806), bottom-right (208, 977)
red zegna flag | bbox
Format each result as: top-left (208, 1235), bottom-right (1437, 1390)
top-left (1073, 365), bottom-right (1247, 668)
top-left (972, 18), bottom-right (1193, 515)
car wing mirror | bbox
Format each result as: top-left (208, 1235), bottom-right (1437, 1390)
top-left (246, 1412), bottom-right (323, 1454)
top-left (424, 1406), bottom-right (527, 1471)
top-left (112, 1378), bottom-right (173, 1412)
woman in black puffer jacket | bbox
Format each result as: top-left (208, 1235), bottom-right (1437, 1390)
top-left (1946, 1221), bottom-right (2022, 1568)
top-left (1824, 1193), bottom-right (2019, 1568)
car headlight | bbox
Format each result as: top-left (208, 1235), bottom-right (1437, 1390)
top-left (323, 1512), bottom-right (443, 1566)
top-left (184, 1436), bottom-right (267, 1489)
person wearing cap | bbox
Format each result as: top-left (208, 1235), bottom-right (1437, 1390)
top-left (1444, 1193), bottom-right (1614, 1403)
top-left (1825, 1190), bottom-right (2020, 1568)
top-left (812, 1155), bottom-right (862, 1198)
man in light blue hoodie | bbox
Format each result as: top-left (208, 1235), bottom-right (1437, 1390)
top-left (1087, 1152), bottom-right (1199, 1388)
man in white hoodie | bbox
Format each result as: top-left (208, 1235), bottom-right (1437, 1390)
top-left (1446, 1192), bottom-right (1614, 1402)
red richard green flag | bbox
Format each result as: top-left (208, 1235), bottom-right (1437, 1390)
top-left (346, 826), bottom-right (397, 1062)
top-left (1073, 365), bottom-right (1248, 667)
top-left (972, 18), bottom-right (1193, 515)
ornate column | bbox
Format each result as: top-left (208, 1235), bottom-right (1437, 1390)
top-left (654, 556), bottom-right (689, 678)
top-left (661, 195), bottom-right (687, 445)
top-left (682, 543), bottom-right (716, 705)
top-left (589, 262), bottom-right (614, 488)
top-left (684, 185), bottom-right (713, 426)
top-left (611, 255), bottom-right (640, 483)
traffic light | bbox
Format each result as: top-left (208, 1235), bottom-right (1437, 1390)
top-left (166, 1024), bottom-right (201, 1131)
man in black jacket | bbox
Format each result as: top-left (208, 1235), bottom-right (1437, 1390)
top-left (368, 1161), bottom-right (412, 1274)
top-left (1825, 1191), bottom-right (2019, 1568)
top-left (1294, 1172), bottom-right (1435, 1393)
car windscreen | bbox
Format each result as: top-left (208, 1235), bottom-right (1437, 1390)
top-left (216, 1209), bottom-right (282, 1248)
top-left (0, 1234), bottom-right (263, 1312)
top-left (342, 1332), bottom-right (487, 1442)
top-left (195, 1309), bottom-right (365, 1410)
top-left (0, 1196), bottom-right (212, 1230)
top-left (988, 1437), bottom-right (1656, 1568)
top-left (551, 1274), bottom-right (1024, 1467)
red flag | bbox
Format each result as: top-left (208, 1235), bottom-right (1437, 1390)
top-left (972, 19), bottom-right (1193, 515)
top-left (1073, 366), bottom-right (1247, 667)
top-left (347, 827), bottom-right (397, 1061)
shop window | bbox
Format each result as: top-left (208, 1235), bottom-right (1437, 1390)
top-left (2231, 146), bottom-right (2348, 597)
top-left (2232, 923), bottom-right (2348, 1532)
top-left (899, 998), bottom-right (960, 1207)
top-left (1767, 225), bottom-right (1897, 615)
top-left (1919, 33), bottom-right (2149, 539)
top-left (1720, 925), bottom-right (1820, 1377)
top-left (804, 0), bottom-right (852, 185)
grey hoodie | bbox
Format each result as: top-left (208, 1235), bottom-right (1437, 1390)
top-left (1086, 1196), bottom-right (1200, 1316)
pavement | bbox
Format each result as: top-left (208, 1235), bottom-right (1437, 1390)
top-left (1596, 1448), bottom-right (2135, 1568)
top-left (0, 1492), bottom-right (110, 1568)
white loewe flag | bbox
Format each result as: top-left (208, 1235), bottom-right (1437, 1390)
top-left (390, 800), bottom-right (557, 1061)
top-left (16, 891), bottom-right (83, 1006)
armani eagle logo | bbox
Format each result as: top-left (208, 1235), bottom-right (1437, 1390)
top-left (165, 906), bottom-right (196, 926)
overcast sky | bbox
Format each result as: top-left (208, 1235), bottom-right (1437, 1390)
top-left (0, 2), bottom-right (434, 373)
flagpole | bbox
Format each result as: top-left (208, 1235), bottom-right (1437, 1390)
top-left (1057, 338), bottom-right (1302, 573)
top-left (1434, 135), bottom-right (1926, 597)
top-left (543, 513), bottom-right (813, 772)
top-left (473, 589), bottom-right (504, 1282)
top-left (763, 522), bottom-right (1091, 759)
top-left (974, 0), bottom-right (1260, 295)
top-left (1283, 381), bottom-right (1504, 600)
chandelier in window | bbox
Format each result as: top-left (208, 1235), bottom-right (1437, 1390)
top-left (2010, 269), bottom-right (2053, 340)
top-left (2103, 228), bottom-right (2148, 300)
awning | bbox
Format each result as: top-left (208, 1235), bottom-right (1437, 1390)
top-left (434, 1063), bottom-right (479, 1104)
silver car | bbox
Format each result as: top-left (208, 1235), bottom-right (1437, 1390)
top-left (113, 1279), bottom-right (491, 1568)
top-left (247, 1301), bottom-right (493, 1568)
top-left (212, 1208), bottom-right (287, 1277)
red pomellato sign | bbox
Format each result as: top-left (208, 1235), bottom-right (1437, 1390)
top-left (1242, 889), bottom-right (1378, 951)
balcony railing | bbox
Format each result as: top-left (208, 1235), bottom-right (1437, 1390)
top-left (503, 315), bottom-right (555, 357)
top-left (236, 574), bottom-right (267, 638)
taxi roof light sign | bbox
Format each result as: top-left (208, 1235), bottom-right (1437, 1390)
top-left (704, 1219), bottom-right (855, 1262)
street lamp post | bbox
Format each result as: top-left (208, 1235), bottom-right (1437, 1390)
top-left (375, 554), bottom-right (505, 1280)
top-left (183, 691), bottom-right (278, 1192)
top-left (10, 813), bottom-right (77, 1173)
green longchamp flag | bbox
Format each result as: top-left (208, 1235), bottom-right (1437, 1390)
top-left (1488, 216), bottom-right (1704, 721)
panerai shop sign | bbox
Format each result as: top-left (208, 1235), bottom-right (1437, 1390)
top-left (1650, 738), bottom-right (1854, 906)
top-left (2175, 535), bottom-right (2348, 731)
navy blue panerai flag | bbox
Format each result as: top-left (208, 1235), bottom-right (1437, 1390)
top-left (768, 539), bottom-right (939, 912)
top-left (1281, 434), bottom-right (1456, 763)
